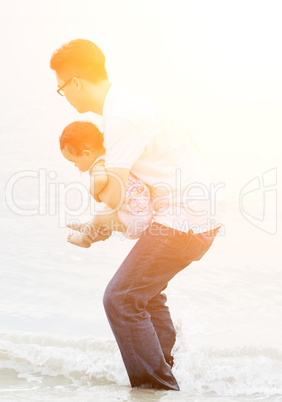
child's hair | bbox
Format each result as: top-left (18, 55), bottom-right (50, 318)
top-left (60, 121), bottom-right (104, 155)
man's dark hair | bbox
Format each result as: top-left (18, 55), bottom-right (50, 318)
top-left (50, 39), bottom-right (108, 83)
top-left (59, 121), bottom-right (105, 155)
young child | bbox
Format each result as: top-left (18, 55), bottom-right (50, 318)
top-left (60, 121), bottom-right (153, 247)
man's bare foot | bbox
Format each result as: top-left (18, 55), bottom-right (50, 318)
top-left (67, 233), bottom-right (91, 248)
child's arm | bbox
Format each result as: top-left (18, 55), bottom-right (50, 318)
top-left (89, 160), bottom-right (108, 199)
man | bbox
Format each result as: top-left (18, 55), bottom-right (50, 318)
top-left (50, 39), bottom-right (223, 390)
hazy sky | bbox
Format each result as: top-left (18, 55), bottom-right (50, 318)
top-left (1, 0), bottom-right (281, 188)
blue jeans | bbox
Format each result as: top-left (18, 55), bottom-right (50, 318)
top-left (103, 222), bottom-right (220, 390)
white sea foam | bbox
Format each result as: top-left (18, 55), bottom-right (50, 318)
top-left (0, 332), bottom-right (128, 389)
top-left (174, 336), bottom-right (282, 396)
top-left (1, 330), bottom-right (282, 399)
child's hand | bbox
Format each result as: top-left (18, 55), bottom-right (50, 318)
top-left (67, 221), bottom-right (112, 243)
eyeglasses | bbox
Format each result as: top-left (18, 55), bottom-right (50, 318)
top-left (57, 77), bottom-right (74, 96)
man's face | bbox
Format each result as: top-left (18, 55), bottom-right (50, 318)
top-left (56, 73), bottom-right (89, 113)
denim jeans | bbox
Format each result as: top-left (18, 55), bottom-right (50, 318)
top-left (103, 222), bottom-right (220, 390)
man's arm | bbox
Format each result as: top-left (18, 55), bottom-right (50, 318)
top-left (95, 117), bottom-right (147, 208)
top-left (96, 167), bottom-right (130, 210)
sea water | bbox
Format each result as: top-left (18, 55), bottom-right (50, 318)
top-left (1, 121), bottom-right (282, 402)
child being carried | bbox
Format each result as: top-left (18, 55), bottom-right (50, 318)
top-left (60, 121), bottom-right (153, 247)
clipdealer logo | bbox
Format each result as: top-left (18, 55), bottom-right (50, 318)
top-left (5, 168), bottom-right (225, 227)
top-left (239, 168), bottom-right (277, 234)
top-left (5, 167), bottom-right (278, 235)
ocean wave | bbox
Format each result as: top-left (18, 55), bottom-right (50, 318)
top-left (173, 334), bottom-right (282, 396)
top-left (0, 331), bottom-right (128, 390)
top-left (1, 331), bottom-right (282, 397)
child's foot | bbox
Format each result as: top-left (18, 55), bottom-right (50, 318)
top-left (67, 222), bottom-right (84, 232)
top-left (67, 233), bottom-right (91, 248)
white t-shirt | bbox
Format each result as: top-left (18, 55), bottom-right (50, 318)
top-left (102, 84), bottom-right (224, 233)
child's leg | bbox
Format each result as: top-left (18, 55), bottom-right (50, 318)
top-left (88, 208), bottom-right (127, 234)
top-left (116, 174), bottom-right (153, 239)
top-left (67, 208), bottom-right (127, 248)
top-left (67, 232), bottom-right (92, 248)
